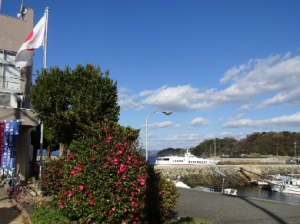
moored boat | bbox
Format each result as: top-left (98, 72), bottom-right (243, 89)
top-left (269, 180), bottom-right (300, 195)
top-left (155, 149), bottom-right (220, 166)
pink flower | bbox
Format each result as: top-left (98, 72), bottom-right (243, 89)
top-left (116, 196), bottom-right (121, 201)
top-left (75, 199), bottom-right (78, 203)
top-left (123, 136), bottom-right (126, 139)
top-left (70, 169), bottom-right (77, 176)
top-left (92, 145), bottom-right (97, 148)
top-left (103, 127), bottom-right (107, 130)
top-left (131, 192), bottom-right (135, 197)
top-left (159, 191), bottom-right (162, 195)
top-left (87, 218), bottom-right (91, 222)
top-left (77, 166), bottom-right (83, 171)
top-left (122, 174), bottom-right (126, 180)
top-left (69, 154), bottom-right (73, 159)
top-left (105, 139), bottom-right (110, 143)
top-left (79, 185), bottom-right (84, 190)
top-left (108, 135), bottom-right (113, 140)
top-left (121, 221), bottom-right (126, 224)
top-left (89, 200), bottom-right (94, 205)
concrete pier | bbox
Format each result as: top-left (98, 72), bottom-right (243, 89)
top-left (155, 165), bottom-right (300, 188)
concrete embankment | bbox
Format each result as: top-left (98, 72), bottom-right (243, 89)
top-left (154, 165), bottom-right (300, 188)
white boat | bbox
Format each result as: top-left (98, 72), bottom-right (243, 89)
top-left (223, 188), bottom-right (237, 195)
top-left (155, 149), bottom-right (220, 166)
top-left (269, 180), bottom-right (300, 195)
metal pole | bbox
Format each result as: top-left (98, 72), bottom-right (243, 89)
top-left (294, 142), bottom-right (297, 161)
top-left (39, 8), bottom-right (49, 178)
top-left (214, 138), bottom-right (216, 160)
top-left (145, 111), bottom-right (172, 161)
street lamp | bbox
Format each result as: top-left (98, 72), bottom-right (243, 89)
top-left (145, 111), bottom-right (172, 160)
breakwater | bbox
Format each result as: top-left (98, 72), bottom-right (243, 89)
top-left (154, 165), bottom-right (300, 188)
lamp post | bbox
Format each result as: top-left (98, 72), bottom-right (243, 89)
top-left (145, 111), bottom-right (172, 160)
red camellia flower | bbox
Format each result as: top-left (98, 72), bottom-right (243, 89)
top-left (87, 218), bottom-right (91, 222)
top-left (79, 185), bottom-right (84, 190)
top-left (89, 200), bottom-right (94, 205)
top-left (103, 127), bottom-right (107, 130)
top-left (70, 169), bottom-right (77, 176)
top-left (107, 135), bottom-right (113, 140)
top-left (159, 191), bottom-right (162, 195)
top-left (92, 145), bottom-right (97, 149)
top-left (77, 166), bottom-right (83, 171)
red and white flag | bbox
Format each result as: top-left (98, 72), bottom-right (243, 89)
top-left (15, 14), bottom-right (46, 67)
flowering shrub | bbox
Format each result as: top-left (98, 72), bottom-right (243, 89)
top-left (40, 158), bottom-right (64, 196)
top-left (57, 124), bottom-right (180, 224)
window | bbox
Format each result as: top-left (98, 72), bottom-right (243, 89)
top-left (0, 50), bottom-right (21, 90)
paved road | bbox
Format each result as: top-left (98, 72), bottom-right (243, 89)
top-left (174, 187), bottom-right (300, 224)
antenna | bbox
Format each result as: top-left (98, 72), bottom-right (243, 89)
top-left (0, 0), bottom-right (2, 11)
top-left (17, 0), bottom-right (28, 20)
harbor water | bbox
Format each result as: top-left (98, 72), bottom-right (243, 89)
top-left (216, 186), bottom-right (300, 205)
top-left (149, 156), bottom-right (300, 205)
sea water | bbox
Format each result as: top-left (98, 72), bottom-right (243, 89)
top-left (220, 185), bottom-right (300, 205)
top-left (149, 156), bottom-right (300, 205)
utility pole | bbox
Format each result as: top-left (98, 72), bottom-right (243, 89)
top-left (214, 138), bottom-right (216, 160)
top-left (294, 142), bottom-right (297, 161)
top-left (294, 142), bottom-right (298, 163)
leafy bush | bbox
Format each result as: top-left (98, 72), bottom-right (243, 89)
top-left (30, 204), bottom-right (72, 224)
top-left (40, 158), bottom-right (64, 196)
top-left (57, 124), bottom-right (179, 224)
top-left (146, 167), bottom-right (180, 223)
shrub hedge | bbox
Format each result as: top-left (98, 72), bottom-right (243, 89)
top-left (56, 126), bottom-right (179, 223)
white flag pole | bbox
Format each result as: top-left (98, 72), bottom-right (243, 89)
top-left (39, 7), bottom-right (49, 178)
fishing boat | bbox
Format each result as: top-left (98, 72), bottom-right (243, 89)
top-left (269, 179), bottom-right (300, 195)
top-left (155, 149), bottom-right (220, 166)
top-left (223, 188), bottom-right (237, 195)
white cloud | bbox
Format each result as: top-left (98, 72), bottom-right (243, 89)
top-left (257, 87), bottom-right (300, 108)
top-left (155, 132), bottom-right (245, 150)
top-left (218, 118), bottom-right (223, 124)
top-left (238, 104), bottom-right (250, 111)
top-left (188, 117), bottom-right (211, 128)
top-left (223, 112), bottom-right (300, 128)
top-left (121, 52), bottom-right (300, 112)
top-left (141, 121), bottom-right (180, 130)
top-left (118, 87), bottom-right (139, 110)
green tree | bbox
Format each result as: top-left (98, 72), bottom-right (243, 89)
top-left (29, 64), bottom-right (120, 146)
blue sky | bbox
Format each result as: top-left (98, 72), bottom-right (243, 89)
top-left (2, 1), bottom-right (300, 152)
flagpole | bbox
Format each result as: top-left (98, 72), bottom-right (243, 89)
top-left (39, 7), bottom-right (49, 178)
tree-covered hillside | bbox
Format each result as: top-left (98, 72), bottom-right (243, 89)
top-left (157, 131), bottom-right (300, 157)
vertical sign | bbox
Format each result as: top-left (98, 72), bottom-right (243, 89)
top-left (0, 122), bottom-right (4, 166)
top-left (0, 121), bottom-right (19, 169)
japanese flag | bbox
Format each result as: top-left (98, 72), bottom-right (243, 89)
top-left (15, 14), bottom-right (46, 68)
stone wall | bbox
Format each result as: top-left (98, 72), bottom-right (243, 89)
top-left (154, 165), bottom-right (300, 188)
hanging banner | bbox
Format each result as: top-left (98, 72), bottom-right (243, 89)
top-left (0, 121), bottom-right (19, 169)
top-left (0, 122), bottom-right (4, 167)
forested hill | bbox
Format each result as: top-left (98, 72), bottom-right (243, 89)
top-left (157, 131), bottom-right (300, 157)
top-left (157, 148), bottom-right (185, 157)
top-left (189, 131), bottom-right (300, 157)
